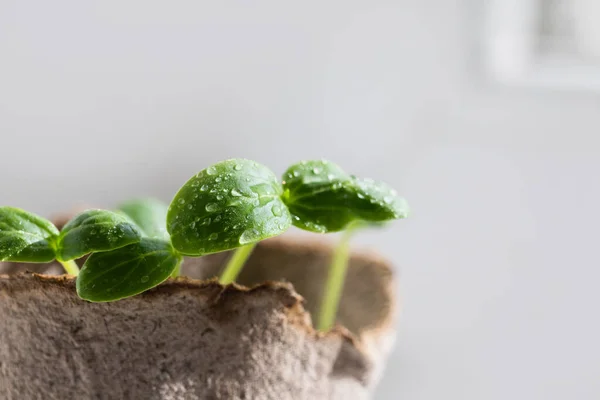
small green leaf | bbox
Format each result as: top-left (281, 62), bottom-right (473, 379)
top-left (118, 198), bottom-right (169, 239)
top-left (76, 238), bottom-right (182, 302)
top-left (0, 207), bottom-right (58, 262)
top-left (167, 159), bottom-right (291, 255)
top-left (56, 210), bottom-right (143, 262)
top-left (281, 160), bottom-right (409, 233)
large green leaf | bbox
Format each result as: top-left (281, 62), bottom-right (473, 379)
top-left (281, 160), bottom-right (409, 233)
top-left (0, 207), bottom-right (58, 262)
top-left (118, 198), bottom-right (169, 239)
top-left (56, 209), bottom-right (143, 262)
top-left (76, 238), bottom-right (182, 302)
top-left (167, 159), bottom-right (291, 255)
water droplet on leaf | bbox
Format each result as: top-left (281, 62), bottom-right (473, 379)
top-left (230, 189), bottom-right (242, 197)
top-left (271, 205), bottom-right (282, 217)
top-left (205, 203), bottom-right (219, 212)
top-left (206, 166), bottom-right (217, 175)
top-left (239, 229), bottom-right (260, 245)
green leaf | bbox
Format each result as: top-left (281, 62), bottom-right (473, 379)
top-left (117, 198), bottom-right (169, 239)
top-left (281, 160), bottom-right (409, 233)
top-left (0, 207), bottom-right (58, 262)
top-left (76, 238), bottom-right (182, 302)
top-left (167, 159), bottom-right (291, 255)
top-left (56, 209), bottom-right (143, 262)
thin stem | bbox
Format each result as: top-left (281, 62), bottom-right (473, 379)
top-left (170, 260), bottom-right (182, 278)
top-left (219, 243), bottom-right (257, 284)
top-left (59, 260), bottom-right (80, 276)
top-left (318, 227), bottom-right (356, 331)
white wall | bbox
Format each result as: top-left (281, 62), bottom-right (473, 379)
top-left (1, 1), bottom-right (599, 398)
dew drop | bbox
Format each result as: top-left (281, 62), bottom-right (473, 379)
top-left (312, 167), bottom-right (321, 175)
top-left (234, 164), bottom-right (242, 171)
top-left (293, 171), bottom-right (299, 177)
top-left (216, 194), bottom-right (224, 200)
top-left (201, 217), bottom-right (211, 226)
top-left (206, 166), bottom-right (217, 175)
top-left (239, 229), bottom-right (260, 245)
top-left (214, 215), bottom-right (222, 222)
top-left (215, 177), bottom-right (222, 183)
top-left (178, 198), bottom-right (185, 205)
top-left (208, 233), bottom-right (218, 241)
top-left (200, 184), bottom-right (209, 191)
top-left (141, 276), bottom-right (149, 283)
top-left (327, 174), bottom-right (335, 181)
top-left (206, 203), bottom-right (219, 212)
top-left (357, 193), bottom-right (365, 199)
top-left (271, 205), bottom-right (282, 217)
top-left (190, 221), bottom-right (196, 229)
top-left (230, 189), bottom-right (242, 197)
top-left (187, 204), bottom-right (193, 210)
top-left (383, 196), bottom-right (393, 204)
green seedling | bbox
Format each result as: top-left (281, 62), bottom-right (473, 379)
top-left (0, 158), bottom-right (408, 331)
top-left (0, 207), bottom-right (142, 276)
top-left (280, 160), bottom-right (409, 330)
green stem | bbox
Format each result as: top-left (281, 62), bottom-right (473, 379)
top-left (219, 243), bottom-right (256, 284)
top-left (170, 260), bottom-right (182, 278)
top-left (59, 260), bottom-right (80, 276)
top-left (318, 227), bottom-right (356, 331)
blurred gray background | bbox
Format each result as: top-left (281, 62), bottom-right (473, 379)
top-left (1, 1), bottom-right (599, 399)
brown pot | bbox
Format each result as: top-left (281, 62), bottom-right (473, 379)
top-left (0, 236), bottom-right (397, 400)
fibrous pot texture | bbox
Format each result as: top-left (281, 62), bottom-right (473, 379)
top-left (0, 236), bottom-right (397, 400)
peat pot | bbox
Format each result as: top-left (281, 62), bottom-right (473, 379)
top-left (0, 237), bottom-right (397, 400)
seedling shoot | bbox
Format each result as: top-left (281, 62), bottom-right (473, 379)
top-left (0, 158), bottom-right (408, 331)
